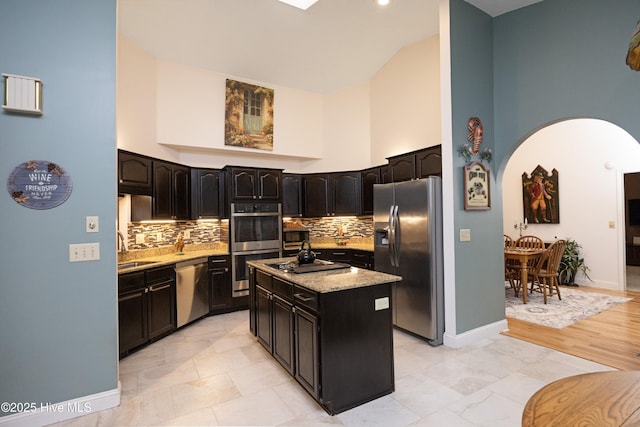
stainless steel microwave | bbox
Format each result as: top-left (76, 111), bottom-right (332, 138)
top-left (282, 228), bottom-right (310, 249)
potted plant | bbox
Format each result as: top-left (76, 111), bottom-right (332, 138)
top-left (559, 238), bottom-right (592, 286)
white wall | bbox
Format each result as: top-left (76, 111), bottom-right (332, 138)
top-left (370, 36), bottom-right (441, 165)
top-left (502, 119), bottom-right (640, 289)
top-left (117, 34), bottom-right (441, 173)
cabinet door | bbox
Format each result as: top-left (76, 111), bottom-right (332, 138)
top-left (304, 174), bottom-right (330, 217)
top-left (173, 165), bottom-right (191, 220)
top-left (360, 167), bottom-right (380, 215)
top-left (258, 170), bottom-right (282, 201)
top-left (230, 168), bottom-right (257, 200)
top-left (415, 146), bottom-right (442, 178)
top-left (118, 289), bottom-right (147, 357)
top-left (147, 282), bottom-right (176, 339)
top-left (380, 165), bottom-right (392, 184)
top-left (331, 172), bottom-right (360, 215)
top-left (118, 151), bottom-right (152, 195)
top-left (256, 285), bottom-right (273, 351)
top-left (283, 174), bottom-right (303, 217)
top-left (294, 307), bottom-right (319, 399)
top-left (153, 162), bottom-right (173, 219)
top-left (209, 258), bottom-right (232, 312)
top-left (273, 295), bottom-right (294, 374)
top-left (192, 169), bottom-right (221, 219)
top-left (389, 154), bottom-right (416, 182)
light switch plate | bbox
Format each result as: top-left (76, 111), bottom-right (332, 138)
top-left (460, 228), bottom-right (471, 242)
top-left (69, 243), bottom-right (100, 262)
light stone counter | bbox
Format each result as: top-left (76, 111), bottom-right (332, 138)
top-left (117, 242), bottom-right (229, 274)
top-left (248, 257), bottom-right (401, 293)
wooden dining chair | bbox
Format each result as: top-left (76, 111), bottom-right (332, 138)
top-left (528, 239), bottom-right (566, 304)
top-left (504, 235), bottom-right (519, 294)
top-left (515, 235), bottom-right (544, 249)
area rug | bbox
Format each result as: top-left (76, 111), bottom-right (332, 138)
top-left (505, 286), bottom-right (632, 329)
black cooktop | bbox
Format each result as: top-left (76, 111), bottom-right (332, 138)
top-left (267, 260), bottom-right (351, 274)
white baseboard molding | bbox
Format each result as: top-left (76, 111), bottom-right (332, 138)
top-left (0, 385), bottom-right (120, 427)
top-left (443, 319), bottom-right (508, 349)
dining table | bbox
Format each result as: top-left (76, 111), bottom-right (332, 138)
top-left (504, 247), bottom-right (546, 303)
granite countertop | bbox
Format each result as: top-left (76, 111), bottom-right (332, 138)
top-left (248, 257), bottom-right (401, 293)
top-left (117, 243), bottom-right (229, 274)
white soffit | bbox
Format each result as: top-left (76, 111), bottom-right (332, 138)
top-left (465, 0), bottom-right (543, 17)
top-left (276, 0), bottom-right (319, 10)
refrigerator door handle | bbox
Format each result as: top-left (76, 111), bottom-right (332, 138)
top-left (393, 205), bottom-right (400, 266)
top-left (388, 205), bottom-right (396, 267)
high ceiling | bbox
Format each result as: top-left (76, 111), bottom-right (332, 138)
top-left (118, 0), bottom-right (542, 94)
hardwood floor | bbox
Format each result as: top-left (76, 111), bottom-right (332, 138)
top-left (503, 285), bottom-right (640, 370)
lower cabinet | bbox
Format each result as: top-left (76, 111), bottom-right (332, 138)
top-left (208, 255), bottom-right (233, 313)
top-left (249, 267), bottom-right (392, 414)
top-left (118, 266), bottom-right (176, 358)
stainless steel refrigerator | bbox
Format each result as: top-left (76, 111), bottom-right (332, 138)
top-left (374, 177), bottom-right (444, 346)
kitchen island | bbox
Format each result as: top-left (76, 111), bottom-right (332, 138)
top-left (248, 258), bottom-right (401, 415)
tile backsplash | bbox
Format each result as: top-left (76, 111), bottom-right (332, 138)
top-left (127, 220), bottom-right (228, 250)
top-left (125, 216), bottom-right (372, 250)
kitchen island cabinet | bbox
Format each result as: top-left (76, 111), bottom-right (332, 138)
top-left (248, 258), bottom-right (399, 415)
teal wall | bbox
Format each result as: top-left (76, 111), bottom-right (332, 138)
top-left (493, 0), bottom-right (640, 164)
top-left (450, 0), bottom-right (505, 333)
top-left (449, 0), bottom-right (640, 334)
top-left (0, 0), bottom-right (118, 416)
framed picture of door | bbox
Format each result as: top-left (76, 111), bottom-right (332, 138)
top-left (224, 79), bottom-right (274, 151)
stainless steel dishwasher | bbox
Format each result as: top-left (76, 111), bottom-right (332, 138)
top-left (175, 257), bottom-right (209, 328)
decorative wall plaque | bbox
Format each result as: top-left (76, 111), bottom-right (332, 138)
top-left (7, 160), bottom-right (73, 209)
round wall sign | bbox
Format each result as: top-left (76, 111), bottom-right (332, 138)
top-left (7, 160), bottom-right (73, 209)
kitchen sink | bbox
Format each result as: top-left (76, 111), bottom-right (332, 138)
top-left (117, 260), bottom-right (158, 270)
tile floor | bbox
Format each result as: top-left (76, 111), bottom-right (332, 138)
top-left (52, 310), bottom-right (613, 427)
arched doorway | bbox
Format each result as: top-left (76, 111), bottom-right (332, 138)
top-left (501, 118), bottom-right (640, 291)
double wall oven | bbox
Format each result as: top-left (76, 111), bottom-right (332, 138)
top-left (230, 202), bottom-right (282, 297)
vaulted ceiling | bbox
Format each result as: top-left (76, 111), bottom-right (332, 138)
top-left (118, 0), bottom-right (542, 94)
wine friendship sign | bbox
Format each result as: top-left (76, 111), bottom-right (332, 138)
top-left (7, 160), bottom-right (73, 209)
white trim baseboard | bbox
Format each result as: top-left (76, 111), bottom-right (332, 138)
top-left (443, 319), bottom-right (509, 349)
top-left (0, 386), bottom-right (120, 427)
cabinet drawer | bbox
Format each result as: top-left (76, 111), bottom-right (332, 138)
top-left (329, 250), bottom-right (350, 262)
top-left (256, 269), bottom-right (273, 291)
top-left (208, 255), bottom-right (229, 270)
top-left (294, 285), bottom-right (319, 313)
top-left (146, 265), bottom-right (175, 285)
top-left (118, 271), bottom-right (145, 294)
top-left (272, 277), bottom-right (294, 302)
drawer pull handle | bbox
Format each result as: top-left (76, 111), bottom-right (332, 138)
top-left (294, 293), bottom-right (314, 302)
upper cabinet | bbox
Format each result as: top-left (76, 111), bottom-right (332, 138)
top-left (283, 173), bottom-right (304, 217)
top-left (118, 150), bottom-right (152, 195)
top-left (191, 168), bottom-right (223, 219)
top-left (360, 167), bottom-right (381, 216)
top-left (384, 145), bottom-right (442, 183)
top-left (153, 161), bottom-right (190, 220)
top-left (304, 172), bottom-right (361, 217)
top-left (226, 167), bottom-right (283, 202)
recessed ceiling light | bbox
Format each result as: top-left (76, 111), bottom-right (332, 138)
top-left (276, 0), bottom-right (320, 10)
top-left (377, 0), bottom-right (390, 5)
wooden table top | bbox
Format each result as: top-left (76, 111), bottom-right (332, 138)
top-left (523, 371), bottom-right (640, 426)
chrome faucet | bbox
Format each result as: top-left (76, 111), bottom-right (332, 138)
top-left (117, 230), bottom-right (127, 253)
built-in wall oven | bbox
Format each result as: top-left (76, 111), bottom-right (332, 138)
top-left (230, 202), bottom-right (282, 297)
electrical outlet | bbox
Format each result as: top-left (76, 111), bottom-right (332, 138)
top-left (460, 228), bottom-right (471, 242)
top-left (69, 243), bottom-right (100, 262)
top-left (156, 232), bottom-right (163, 241)
top-left (184, 229), bottom-right (191, 239)
top-left (136, 233), bottom-right (145, 244)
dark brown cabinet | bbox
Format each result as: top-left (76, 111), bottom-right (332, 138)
top-left (283, 173), bottom-right (304, 217)
top-left (226, 167), bottom-right (282, 202)
top-left (208, 255), bottom-right (232, 313)
top-left (191, 168), bottom-right (222, 219)
top-left (350, 250), bottom-right (374, 269)
top-left (249, 266), bottom-right (394, 415)
top-left (384, 146), bottom-right (442, 183)
top-left (304, 172), bottom-right (360, 217)
top-left (118, 266), bottom-right (176, 358)
top-left (118, 150), bottom-right (153, 195)
top-left (360, 167), bottom-right (381, 215)
top-left (153, 161), bottom-right (190, 220)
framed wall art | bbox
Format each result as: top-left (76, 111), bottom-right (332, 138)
top-left (522, 165), bottom-right (559, 224)
top-left (463, 161), bottom-right (490, 210)
top-left (224, 79), bottom-right (274, 151)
